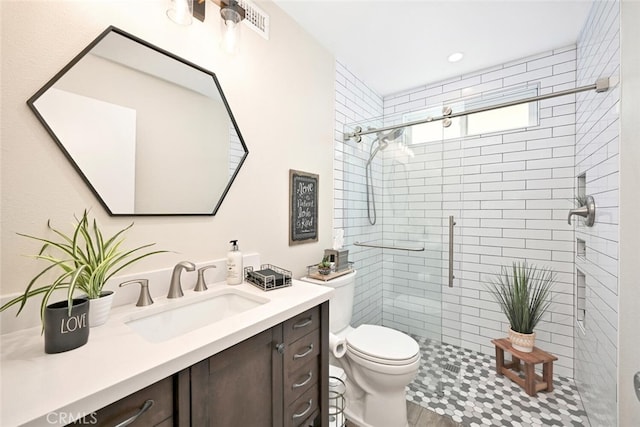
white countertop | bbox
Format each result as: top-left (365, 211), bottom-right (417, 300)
top-left (0, 279), bottom-right (333, 427)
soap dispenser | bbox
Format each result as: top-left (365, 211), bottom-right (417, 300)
top-left (226, 240), bottom-right (243, 285)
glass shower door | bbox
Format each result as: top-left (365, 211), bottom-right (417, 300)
top-left (341, 113), bottom-right (457, 396)
top-left (435, 113), bottom-right (465, 396)
top-left (375, 111), bottom-right (448, 397)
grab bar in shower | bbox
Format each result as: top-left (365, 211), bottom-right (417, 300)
top-left (354, 242), bottom-right (425, 252)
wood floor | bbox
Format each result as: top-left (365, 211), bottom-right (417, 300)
top-left (345, 401), bottom-right (462, 427)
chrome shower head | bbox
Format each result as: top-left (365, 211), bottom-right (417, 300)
top-left (382, 127), bottom-right (404, 142)
top-left (364, 126), bottom-right (405, 226)
top-left (374, 127), bottom-right (404, 151)
top-left (367, 127), bottom-right (405, 165)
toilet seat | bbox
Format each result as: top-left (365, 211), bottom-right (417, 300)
top-left (347, 345), bottom-right (421, 367)
top-left (346, 325), bottom-right (420, 366)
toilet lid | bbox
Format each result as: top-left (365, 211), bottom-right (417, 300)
top-left (346, 325), bottom-right (419, 364)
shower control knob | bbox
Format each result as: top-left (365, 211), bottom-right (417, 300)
top-left (634, 372), bottom-right (640, 402)
top-left (276, 343), bottom-right (285, 355)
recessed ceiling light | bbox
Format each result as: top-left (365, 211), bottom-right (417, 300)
top-left (448, 52), bottom-right (464, 63)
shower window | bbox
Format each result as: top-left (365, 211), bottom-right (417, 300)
top-left (466, 102), bottom-right (533, 134)
top-left (402, 103), bottom-right (463, 144)
top-left (402, 85), bottom-right (539, 141)
top-left (464, 85), bottom-right (539, 135)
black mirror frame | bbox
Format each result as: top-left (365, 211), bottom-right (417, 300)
top-left (26, 25), bottom-right (249, 216)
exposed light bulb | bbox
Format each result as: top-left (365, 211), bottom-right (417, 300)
top-left (167, 0), bottom-right (193, 26)
top-left (219, 1), bottom-right (244, 54)
top-left (223, 19), bottom-right (238, 53)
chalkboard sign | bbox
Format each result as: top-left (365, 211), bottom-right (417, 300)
top-left (289, 169), bottom-right (318, 245)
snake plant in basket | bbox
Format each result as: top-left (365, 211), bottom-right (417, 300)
top-left (485, 261), bottom-right (556, 353)
top-left (1, 210), bottom-right (166, 328)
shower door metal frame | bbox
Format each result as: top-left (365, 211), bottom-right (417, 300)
top-left (344, 78), bottom-right (609, 142)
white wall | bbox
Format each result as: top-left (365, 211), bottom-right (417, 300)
top-left (618, 0), bottom-right (640, 424)
top-left (0, 1), bottom-right (335, 323)
top-left (574, 1), bottom-right (620, 425)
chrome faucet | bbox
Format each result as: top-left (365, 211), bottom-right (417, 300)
top-left (119, 279), bottom-right (154, 306)
top-left (168, 261), bottom-right (195, 298)
top-left (194, 265), bottom-right (217, 292)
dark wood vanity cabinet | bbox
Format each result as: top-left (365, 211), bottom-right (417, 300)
top-left (191, 303), bottom-right (329, 427)
top-left (190, 326), bottom-right (279, 426)
top-left (70, 370), bottom-right (190, 426)
top-left (71, 302), bottom-right (329, 427)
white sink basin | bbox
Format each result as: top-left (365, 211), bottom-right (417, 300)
top-left (125, 288), bottom-right (269, 342)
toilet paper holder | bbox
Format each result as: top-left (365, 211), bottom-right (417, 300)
top-left (329, 333), bottom-right (347, 359)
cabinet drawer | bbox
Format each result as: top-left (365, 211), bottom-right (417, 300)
top-left (285, 381), bottom-right (319, 427)
top-left (285, 329), bottom-right (320, 374)
top-left (283, 306), bottom-right (320, 343)
top-left (285, 357), bottom-right (319, 404)
top-left (71, 376), bottom-right (174, 426)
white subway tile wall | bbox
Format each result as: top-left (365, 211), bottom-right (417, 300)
top-left (228, 128), bottom-right (244, 178)
top-left (380, 46), bottom-right (579, 378)
top-left (336, 45), bottom-right (579, 376)
top-left (334, 7), bottom-right (618, 423)
top-left (334, 61), bottom-right (385, 326)
top-left (574, 1), bottom-right (620, 426)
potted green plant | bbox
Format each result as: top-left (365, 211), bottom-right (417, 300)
top-left (317, 256), bottom-right (332, 275)
top-left (1, 210), bottom-right (166, 329)
top-left (485, 261), bottom-right (556, 353)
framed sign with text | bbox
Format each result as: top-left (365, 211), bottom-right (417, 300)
top-left (289, 169), bottom-right (318, 245)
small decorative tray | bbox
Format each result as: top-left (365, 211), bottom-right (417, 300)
top-left (244, 264), bottom-right (292, 291)
top-left (306, 262), bottom-right (354, 282)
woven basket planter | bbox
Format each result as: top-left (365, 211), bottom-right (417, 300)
top-left (508, 328), bottom-right (536, 353)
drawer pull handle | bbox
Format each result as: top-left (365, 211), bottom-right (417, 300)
top-left (293, 318), bottom-right (313, 329)
top-left (292, 371), bottom-right (313, 388)
top-left (292, 399), bottom-right (313, 420)
top-left (293, 344), bottom-right (314, 359)
top-left (114, 399), bottom-right (154, 427)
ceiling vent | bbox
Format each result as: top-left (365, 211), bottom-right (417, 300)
top-left (238, 0), bottom-right (270, 40)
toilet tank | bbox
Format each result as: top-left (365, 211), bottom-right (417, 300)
top-left (301, 270), bottom-right (356, 334)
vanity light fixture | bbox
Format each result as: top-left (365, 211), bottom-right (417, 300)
top-left (218, 0), bottom-right (246, 53)
top-left (168, 0), bottom-right (246, 53)
top-left (167, 0), bottom-right (194, 26)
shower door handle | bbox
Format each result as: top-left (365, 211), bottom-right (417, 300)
top-left (449, 216), bottom-right (456, 287)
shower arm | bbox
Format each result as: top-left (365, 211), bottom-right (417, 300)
top-left (343, 78), bottom-right (610, 142)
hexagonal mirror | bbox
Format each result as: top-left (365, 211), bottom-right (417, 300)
top-left (27, 26), bottom-right (249, 215)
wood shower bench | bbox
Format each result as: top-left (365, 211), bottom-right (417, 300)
top-left (491, 338), bottom-right (557, 397)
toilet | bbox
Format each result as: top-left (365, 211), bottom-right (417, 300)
top-left (301, 271), bottom-right (420, 427)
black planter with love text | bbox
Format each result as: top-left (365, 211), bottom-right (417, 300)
top-left (44, 298), bottom-right (90, 354)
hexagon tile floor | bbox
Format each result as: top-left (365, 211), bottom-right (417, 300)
top-left (406, 337), bottom-right (590, 427)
